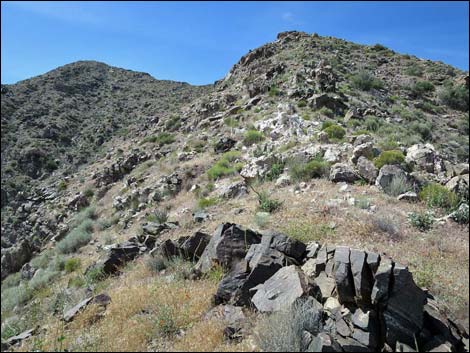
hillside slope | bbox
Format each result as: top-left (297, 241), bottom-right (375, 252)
top-left (1, 31), bottom-right (469, 352)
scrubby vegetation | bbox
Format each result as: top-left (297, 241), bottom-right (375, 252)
top-left (419, 183), bottom-right (459, 210)
top-left (373, 150), bottom-right (406, 169)
top-left (207, 151), bottom-right (243, 180)
top-left (243, 129), bottom-right (265, 146)
top-left (350, 70), bottom-right (384, 91)
top-left (289, 157), bottom-right (330, 181)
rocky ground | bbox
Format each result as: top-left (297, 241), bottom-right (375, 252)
top-left (1, 31), bottom-right (469, 352)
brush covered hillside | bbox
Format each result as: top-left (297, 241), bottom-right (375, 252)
top-left (1, 31), bottom-right (469, 352)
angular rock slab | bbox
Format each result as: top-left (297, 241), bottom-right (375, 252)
top-left (195, 223), bottom-right (262, 273)
top-left (383, 263), bottom-right (427, 349)
top-left (252, 265), bottom-right (313, 313)
top-left (333, 246), bottom-right (355, 303)
top-left (350, 249), bottom-right (373, 305)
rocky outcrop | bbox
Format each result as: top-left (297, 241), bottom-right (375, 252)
top-left (1, 239), bottom-right (34, 280)
top-left (330, 163), bottom-right (360, 183)
top-left (376, 165), bottom-right (409, 191)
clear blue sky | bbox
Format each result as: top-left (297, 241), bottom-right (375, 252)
top-left (1, 1), bottom-right (469, 85)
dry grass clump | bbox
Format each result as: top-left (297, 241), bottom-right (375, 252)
top-left (17, 260), bottom-right (219, 352)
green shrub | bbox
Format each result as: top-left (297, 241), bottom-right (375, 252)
top-left (297, 100), bottom-right (307, 108)
top-left (1, 283), bottom-right (34, 312)
top-left (373, 150), bottom-right (405, 169)
top-left (316, 107), bottom-right (334, 118)
top-left (56, 220), bottom-right (93, 254)
top-left (419, 183), bottom-right (459, 210)
top-left (265, 163), bottom-right (285, 181)
top-left (207, 151), bottom-right (243, 180)
top-left (70, 206), bottom-right (96, 229)
top-left (2, 272), bottom-right (22, 289)
top-left (450, 204), bottom-right (469, 224)
top-left (255, 298), bottom-right (322, 351)
top-left (257, 191), bottom-right (282, 213)
top-left (83, 187), bottom-right (94, 199)
top-left (289, 158), bottom-right (330, 182)
top-left (364, 116), bottom-right (381, 132)
top-left (408, 211), bottom-right (435, 231)
top-left (146, 255), bottom-right (167, 273)
top-left (58, 180), bottom-right (68, 191)
top-left (29, 269), bottom-right (60, 291)
top-left (385, 175), bottom-right (412, 197)
top-left (323, 124), bottom-right (346, 140)
top-left (64, 258), bottom-right (82, 273)
top-left (141, 132), bottom-right (175, 146)
top-left (411, 122), bottom-right (432, 141)
top-left (197, 197), bottom-right (218, 209)
top-left (30, 249), bottom-right (54, 269)
top-left (147, 209), bottom-right (168, 224)
top-left (409, 80), bottom-right (434, 98)
top-left (254, 212), bottom-right (270, 228)
top-left (405, 65), bottom-right (424, 77)
top-left (321, 121), bottom-right (334, 130)
top-left (351, 70), bottom-right (384, 91)
top-left (269, 85), bottom-right (281, 97)
top-left (438, 84), bottom-right (469, 111)
top-left (85, 266), bottom-right (106, 284)
top-left (243, 129), bottom-right (265, 146)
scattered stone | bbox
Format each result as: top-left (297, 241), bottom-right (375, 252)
top-left (356, 156), bottom-right (378, 184)
top-left (214, 137), bottom-right (236, 153)
top-left (330, 163), bottom-right (360, 183)
top-left (375, 165), bottom-right (408, 192)
top-left (397, 191), bottom-right (419, 202)
top-left (252, 265), bottom-right (316, 313)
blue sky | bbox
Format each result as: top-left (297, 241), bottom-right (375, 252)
top-left (1, 1), bottom-right (469, 85)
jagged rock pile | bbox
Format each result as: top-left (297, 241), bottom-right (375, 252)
top-left (93, 149), bottom-right (151, 187)
top-left (152, 223), bottom-right (469, 352)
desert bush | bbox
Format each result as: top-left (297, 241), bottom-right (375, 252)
top-left (405, 65), bottom-right (424, 77)
top-left (409, 80), bottom-right (434, 97)
top-left (29, 269), bottom-right (60, 291)
top-left (384, 175), bottom-right (412, 197)
top-left (141, 132), bottom-right (175, 146)
top-left (419, 183), bottom-right (459, 210)
top-left (411, 122), bottom-right (432, 141)
top-left (350, 70), bottom-right (384, 91)
top-left (254, 212), bottom-right (270, 228)
top-left (1, 283), bottom-right (34, 312)
top-left (56, 219), bottom-right (93, 254)
top-left (297, 100), bottom-right (307, 108)
top-left (197, 197), bottom-right (218, 209)
top-left (255, 298), bottom-right (323, 351)
top-left (355, 197), bottom-right (371, 209)
top-left (2, 272), bottom-right (22, 289)
top-left (364, 116), bottom-right (382, 132)
top-left (85, 265), bottom-right (106, 285)
top-left (30, 249), bottom-right (54, 269)
top-left (269, 85), bottom-right (281, 97)
top-left (316, 107), bottom-right (335, 118)
top-left (58, 180), bottom-right (68, 191)
top-left (450, 203), bottom-right (469, 224)
top-left (83, 187), bottom-right (94, 199)
top-left (289, 158), bottom-right (330, 182)
top-left (146, 255), bottom-right (168, 273)
top-left (371, 213), bottom-right (401, 240)
top-left (438, 84), bottom-right (469, 111)
top-left (408, 211), bottom-right (435, 231)
top-left (64, 258), bottom-right (82, 273)
top-left (147, 209), bottom-right (169, 224)
top-left (257, 191), bottom-right (282, 213)
top-left (265, 162), bottom-right (285, 181)
top-left (243, 129), bottom-right (265, 146)
top-left (321, 120), bottom-right (334, 130)
top-left (70, 206), bottom-right (96, 228)
top-left (373, 150), bottom-right (405, 169)
top-left (207, 151), bottom-right (243, 180)
top-left (323, 124), bottom-right (346, 140)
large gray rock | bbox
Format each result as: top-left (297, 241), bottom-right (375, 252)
top-left (330, 163), bottom-right (360, 183)
top-left (375, 165), bottom-right (408, 191)
top-left (351, 142), bottom-right (374, 164)
top-left (350, 249), bottom-right (373, 305)
top-left (383, 263), bottom-right (427, 349)
top-left (214, 232), bottom-right (305, 305)
top-left (371, 256), bottom-right (393, 305)
top-left (252, 265), bottom-right (314, 313)
top-left (333, 246), bottom-right (355, 303)
top-left (195, 223), bottom-right (262, 273)
top-left (405, 143), bottom-right (437, 173)
top-left (356, 156), bottom-right (378, 184)
top-left (1, 239), bottom-right (34, 280)
top-left (63, 297), bottom-right (93, 322)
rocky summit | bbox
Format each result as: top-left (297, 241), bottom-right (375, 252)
top-left (1, 31), bottom-right (469, 352)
